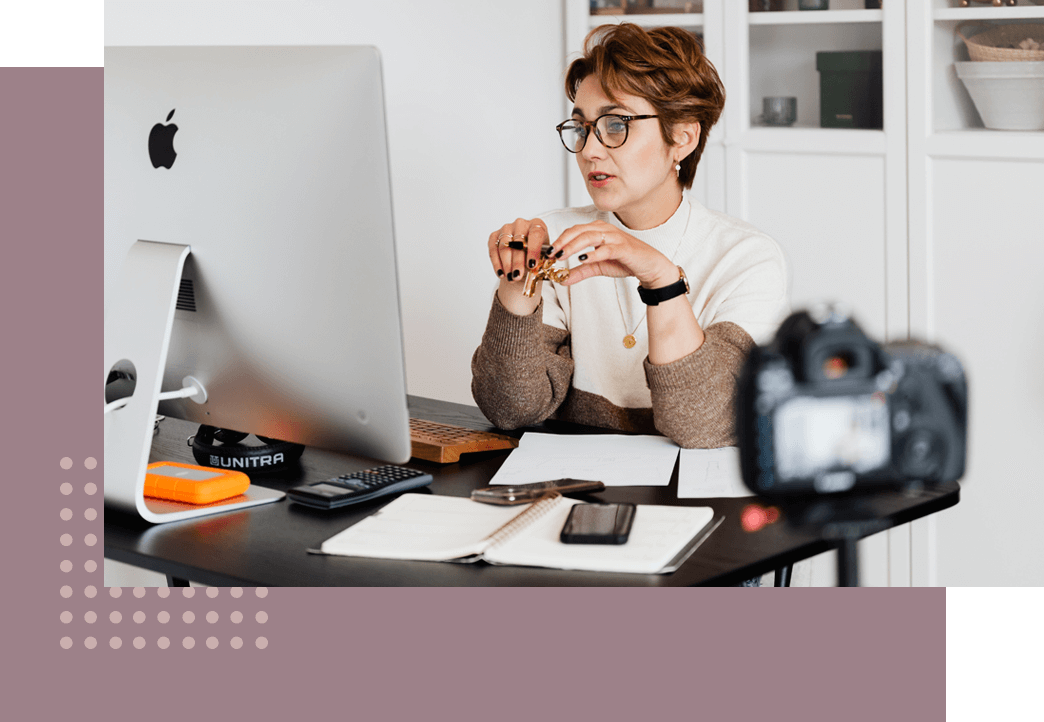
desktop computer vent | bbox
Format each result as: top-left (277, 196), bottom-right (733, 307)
top-left (176, 278), bottom-right (197, 312)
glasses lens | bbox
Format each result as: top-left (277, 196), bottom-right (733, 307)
top-left (559, 121), bottom-right (586, 153)
top-left (597, 116), bottom-right (629, 148)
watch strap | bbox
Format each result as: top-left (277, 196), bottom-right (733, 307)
top-left (637, 266), bottom-right (689, 306)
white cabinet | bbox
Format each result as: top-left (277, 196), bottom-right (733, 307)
top-left (567, 0), bottom-right (1044, 586)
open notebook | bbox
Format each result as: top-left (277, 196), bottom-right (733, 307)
top-left (313, 494), bottom-right (719, 575)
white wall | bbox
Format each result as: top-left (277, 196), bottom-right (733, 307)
top-left (106, 0), bottom-right (568, 407)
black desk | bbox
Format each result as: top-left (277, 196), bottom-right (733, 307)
top-left (104, 396), bottom-right (960, 586)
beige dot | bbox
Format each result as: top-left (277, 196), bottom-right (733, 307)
top-left (85, 457), bottom-right (98, 470)
top-left (85, 611), bottom-right (97, 624)
top-left (256, 637), bottom-right (268, 649)
top-left (183, 611), bottom-right (195, 624)
top-left (157, 637), bottom-right (170, 649)
top-left (183, 637), bottom-right (195, 649)
top-left (85, 482), bottom-right (98, 495)
top-left (206, 637), bottom-right (219, 649)
top-left (255, 611), bottom-right (268, 624)
top-left (255, 587), bottom-right (268, 598)
top-left (60, 560), bottom-right (72, 573)
top-left (60, 508), bottom-right (73, 521)
top-left (60, 457), bottom-right (73, 470)
top-left (85, 534), bottom-right (98, 547)
top-left (85, 508), bottom-right (98, 521)
top-left (110, 611), bottom-right (122, 624)
top-left (230, 611), bottom-right (243, 624)
top-left (60, 637), bottom-right (73, 649)
top-left (133, 587), bottom-right (146, 598)
top-left (60, 611), bottom-right (73, 624)
top-left (230, 637), bottom-right (243, 649)
top-left (60, 482), bottom-right (73, 495)
top-left (230, 587), bottom-right (243, 598)
top-left (157, 588), bottom-right (170, 598)
top-left (206, 588), bottom-right (219, 598)
top-left (110, 587), bottom-right (122, 598)
top-left (85, 560), bottom-right (97, 573)
top-left (133, 611), bottom-right (146, 624)
top-left (85, 586), bottom-right (97, 598)
top-left (206, 611), bottom-right (219, 624)
top-left (60, 586), bottom-right (72, 599)
top-left (60, 534), bottom-right (73, 547)
top-left (182, 588), bottom-right (195, 598)
top-left (85, 637), bottom-right (97, 649)
top-left (157, 611), bottom-right (170, 624)
top-left (133, 637), bottom-right (146, 649)
top-left (110, 637), bottom-right (122, 649)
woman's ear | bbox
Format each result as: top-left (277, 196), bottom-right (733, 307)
top-left (673, 121), bottom-right (700, 160)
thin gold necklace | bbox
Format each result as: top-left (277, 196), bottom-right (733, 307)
top-left (612, 202), bottom-right (690, 349)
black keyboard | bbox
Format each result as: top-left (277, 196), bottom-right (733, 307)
top-left (287, 465), bottom-right (434, 510)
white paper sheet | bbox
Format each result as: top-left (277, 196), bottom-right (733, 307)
top-left (489, 432), bottom-right (679, 487)
top-left (677, 446), bottom-right (754, 498)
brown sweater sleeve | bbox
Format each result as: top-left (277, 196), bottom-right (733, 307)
top-left (643, 321), bottom-right (755, 449)
top-left (470, 294), bottom-right (574, 430)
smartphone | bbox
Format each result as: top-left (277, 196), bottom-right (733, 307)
top-left (560, 502), bottom-right (636, 545)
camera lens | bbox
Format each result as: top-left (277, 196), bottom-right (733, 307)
top-left (898, 430), bottom-right (943, 479)
top-left (822, 354), bottom-right (851, 379)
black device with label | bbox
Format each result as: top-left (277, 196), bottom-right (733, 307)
top-left (560, 502), bottom-right (636, 545)
top-left (287, 465), bottom-right (434, 510)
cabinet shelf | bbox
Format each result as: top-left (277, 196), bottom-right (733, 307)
top-left (743, 127), bottom-right (886, 155)
top-left (934, 6), bottom-right (1044, 22)
top-left (588, 13), bottom-right (703, 28)
top-left (926, 129), bottom-right (1044, 160)
top-left (748, 9), bottom-right (882, 26)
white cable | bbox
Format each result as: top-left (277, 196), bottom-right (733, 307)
top-left (104, 397), bottom-right (131, 414)
top-left (104, 377), bottom-right (206, 415)
top-left (157, 386), bottom-right (200, 401)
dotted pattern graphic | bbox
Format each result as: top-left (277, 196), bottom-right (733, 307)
top-left (59, 456), bottom-right (271, 651)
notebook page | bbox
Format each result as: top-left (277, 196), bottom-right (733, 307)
top-left (677, 447), bottom-right (754, 499)
top-left (489, 432), bottom-right (679, 487)
top-left (484, 502), bottom-right (715, 574)
top-left (319, 494), bottom-right (523, 561)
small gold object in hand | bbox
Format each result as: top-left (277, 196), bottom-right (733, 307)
top-left (522, 252), bottom-right (570, 298)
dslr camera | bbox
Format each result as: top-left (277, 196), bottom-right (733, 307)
top-left (736, 306), bottom-right (967, 499)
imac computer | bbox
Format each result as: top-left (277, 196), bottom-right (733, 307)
top-left (104, 46), bottom-right (412, 523)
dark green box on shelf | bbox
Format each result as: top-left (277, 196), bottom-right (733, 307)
top-left (816, 50), bottom-right (883, 129)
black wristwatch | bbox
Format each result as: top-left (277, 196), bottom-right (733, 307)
top-left (637, 266), bottom-right (690, 306)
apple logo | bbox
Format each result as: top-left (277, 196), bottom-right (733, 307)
top-left (148, 109), bottom-right (178, 169)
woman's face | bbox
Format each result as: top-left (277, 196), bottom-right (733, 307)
top-left (571, 74), bottom-right (686, 230)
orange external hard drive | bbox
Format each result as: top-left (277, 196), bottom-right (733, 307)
top-left (144, 462), bottom-right (251, 505)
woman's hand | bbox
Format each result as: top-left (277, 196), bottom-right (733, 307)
top-left (549, 220), bottom-right (678, 289)
top-left (488, 218), bottom-right (549, 316)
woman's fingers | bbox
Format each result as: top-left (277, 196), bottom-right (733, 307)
top-left (488, 229), bottom-right (507, 279)
top-left (490, 220), bottom-right (549, 282)
top-left (526, 221), bottom-right (548, 271)
top-left (551, 226), bottom-right (607, 263)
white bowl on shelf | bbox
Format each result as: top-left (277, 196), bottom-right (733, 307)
top-left (955, 61), bottom-right (1044, 131)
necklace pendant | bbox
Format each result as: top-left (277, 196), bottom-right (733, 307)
top-left (623, 334), bottom-right (637, 349)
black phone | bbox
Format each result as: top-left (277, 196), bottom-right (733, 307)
top-left (560, 502), bottom-right (636, 545)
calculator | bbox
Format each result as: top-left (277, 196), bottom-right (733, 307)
top-left (287, 465), bottom-right (434, 510)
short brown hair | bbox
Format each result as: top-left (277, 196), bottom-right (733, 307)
top-left (565, 24), bottom-right (725, 190)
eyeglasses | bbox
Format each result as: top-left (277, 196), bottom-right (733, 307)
top-left (555, 114), bottom-right (659, 153)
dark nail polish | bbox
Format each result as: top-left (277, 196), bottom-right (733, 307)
top-left (555, 250), bottom-right (564, 259)
top-left (547, 246), bottom-right (555, 255)
top-left (497, 269), bottom-right (504, 277)
top-left (528, 259), bottom-right (536, 268)
top-left (513, 269), bottom-right (521, 279)
top-left (578, 254), bottom-right (587, 261)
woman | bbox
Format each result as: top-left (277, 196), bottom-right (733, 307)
top-left (472, 23), bottom-right (788, 449)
